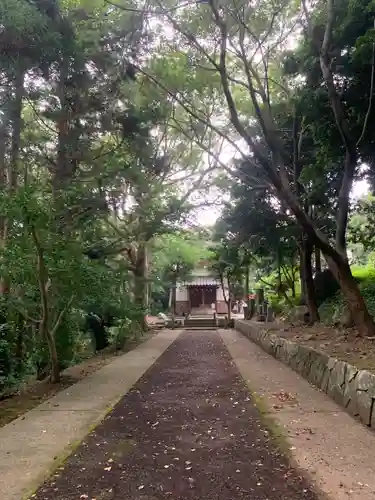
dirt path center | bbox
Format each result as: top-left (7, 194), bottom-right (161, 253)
top-left (32, 330), bottom-right (319, 500)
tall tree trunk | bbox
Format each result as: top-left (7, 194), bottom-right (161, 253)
top-left (44, 326), bottom-right (60, 384)
top-left (299, 244), bottom-right (306, 304)
top-left (302, 234), bottom-right (319, 324)
top-left (325, 254), bottom-right (372, 330)
top-left (219, 272), bottom-right (232, 320)
top-left (172, 280), bottom-right (177, 317)
top-left (30, 225), bottom-right (60, 383)
top-left (133, 244), bottom-right (148, 330)
top-left (227, 298), bottom-right (232, 320)
top-left (0, 69), bottom-right (24, 295)
top-left (55, 56), bottom-right (72, 194)
top-left (245, 263), bottom-right (250, 319)
top-left (279, 184), bottom-right (375, 335)
top-left (9, 69), bottom-right (24, 191)
top-left (212, 7), bottom-right (375, 336)
top-left (319, 2), bottom-right (356, 259)
top-left (0, 99), bottom-right (9, 295)
top-left (315, 247), bottom-right (322, 273)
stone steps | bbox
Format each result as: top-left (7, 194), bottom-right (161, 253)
top-left (166, 317), bottom-right (234, 329)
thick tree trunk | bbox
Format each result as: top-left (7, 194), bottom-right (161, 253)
top-left (319, 5), bottom-right (356, 258)
top-left (213, 9), bottom-right (375, 336)
top-left (134, 276), bottom-right (148, 329)
top-left (55, 57), bottom-right (73, 194)
top-left (276, 181), bottom-right (375, 336)
top-left (219, 273), bottom-right (232, 320)
top-left (325, 254), bottom-right (374, 334)
top-left (133, 244), bottom-right (148, 330)
top-left (0, 108), bottom-right (9, 295)
top-left (0, 69), bottom-right (24, 295)
top-left (302, 235), bottom-right (320, 324)
top-left (335, 152), bottom-right (355, 257)
top-left (30, 225), bottom-right (60, 383)
top-left (226, 299), bottom-right (232, 320)
top-left (44, 327), bottom-right (60, 383)
top-left (171, 281), bottom-right (177, 328)
top-left (9, 69), bottom-right (24, 191)
top-left (299, 246), bottom-right (306, 304)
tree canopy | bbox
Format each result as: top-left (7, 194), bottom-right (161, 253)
top-left (3, 0), bottom-right (375, 391)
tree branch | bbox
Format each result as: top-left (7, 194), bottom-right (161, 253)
top-left (357, 23), bottom-right (375, 146)
top-left (51, 294), bottom-right (75, 337)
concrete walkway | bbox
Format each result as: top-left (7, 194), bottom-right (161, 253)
top-left (220, 328), bottom-right (375, 500)
top-left (0, 329), bottom-right (182, 500)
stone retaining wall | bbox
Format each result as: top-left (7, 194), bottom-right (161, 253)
top-left (234, 319), bottom-right (375, 430)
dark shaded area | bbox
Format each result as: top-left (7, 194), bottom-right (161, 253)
top-left (85, 311), bottom-right (116, 352)
top-left (0, 309), bottom-right (32, 391)
top-left (313, 269), bottom-right (340, 306)
top-left (313, 269), bottom-right (365, 307)
top-left (33, 331), bottom-right (319, 500)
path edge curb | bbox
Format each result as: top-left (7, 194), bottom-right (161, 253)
top-left (22, 403), bottom-right (115, 500)
top-left (234, 319), bottom-right (375, 433)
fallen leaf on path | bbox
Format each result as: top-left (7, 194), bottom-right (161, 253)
top-left (273, 390), bottom-right (295, 402)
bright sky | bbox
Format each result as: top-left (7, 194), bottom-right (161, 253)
top-left (195, 178), bottom-right (371, 227)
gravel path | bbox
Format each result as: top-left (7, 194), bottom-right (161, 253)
top-left (32, 331), bottom-right (319, 500)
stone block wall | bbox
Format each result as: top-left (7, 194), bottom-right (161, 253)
top-left (234, 320), bottom-right (375, 430)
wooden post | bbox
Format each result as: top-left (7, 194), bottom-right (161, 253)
top-left (266, 307), bottom-right (274, 322)
top-left (249, 298), bottom-right (255, 319)
top-left (255, 289), bottom-right (264, 313)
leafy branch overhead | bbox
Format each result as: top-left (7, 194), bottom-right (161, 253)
top-left (0, 0), bottom-right (221, 387)
top-left (3, 0), bottom-right (375, 393)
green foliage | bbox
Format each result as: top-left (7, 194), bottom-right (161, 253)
top-left (0, 0), bottom-right (221, 388)
top-left (149, 231), bottom-right (211, 312)
top-left (209, 241), bottom-right (246, 306)
top-left (349, 196), bottom-right (375, 251)
top-left (268, 292), bottom-right (301, 316)
top-left (319, 266), bottom-right (375, 324)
